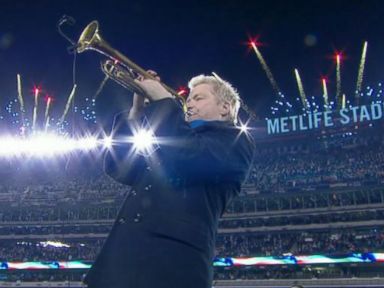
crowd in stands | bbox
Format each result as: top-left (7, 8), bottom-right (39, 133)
top-left (2, 265), bottom-right (382, 282)
top-left (0, 132), bottom-right (383, 282)
top-left (0, 239), bottom-right (103, 262)
top-left (1, 204), bottom-right (383, 238)
top-left (0, 270), bottom-right (85, 282)
top-left (0, 223), bottom-right (111, 235)
top-left (213, 264), bottom-right (384, 280)
top-left (248, 136), bottom-right (384, 194)
top-left (0, 189), bottom-right (382, 223)
top-left (220, 209), bottom-right (384, 229)
top-left (215, 227), bottom-right (384, 257)
top-left (0, 173), bottom-right (127, 208)
top-left (0, 227), bottom-right (383, 262)
top-left (0, 133), bottom-right (383, 209)
top-left (227, 188), bottom-right (383, 214)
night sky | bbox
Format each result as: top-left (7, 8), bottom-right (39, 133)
top-left (0, 0), bottom-right (384, 130)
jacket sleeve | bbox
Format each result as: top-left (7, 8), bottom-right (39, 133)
top-left (103, 111), bottom-right (148, 185)
top-left (104, 98), bottom-right (255, 185)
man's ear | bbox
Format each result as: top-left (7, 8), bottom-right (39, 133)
top-left (220, 101), bottom-right (231, 117)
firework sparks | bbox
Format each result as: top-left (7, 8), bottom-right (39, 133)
top-left (92, 75), bottom-right (109, 100)
top-left (32, 87), bottom-right (40, 131)
top-left (342, 93), bottom-right (346, 109)
top-left (44, 117), bottom-right (50, 132)
top-left (322, 78), bottom-right (329, 109)
top-left (16, 74), bottom-right (25, 128)
top-left (355, 41), bottom-right (368, 105)
top-left (44, 97), bottom-right (51, 122)
top-left (294, 69), bottom-right (307, 109)
top-left (250, 41), bottom-right (281, 95)
top-left (44, 97), bottom-right (52, 132)
top-left (336, 53), bottom-right (342, 108)
top-left (60, 84), bottom-right (77, 123)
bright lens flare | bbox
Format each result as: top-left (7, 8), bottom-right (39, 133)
top-left (133, 129), bottom-right (156, 153)
top-left (39, 241), bottom-right (70, 248)
top-left (102, 135), bottom-right (113, 149)
top-left (239, 123), bottom-right (249, 133)
top-left (0, 134), bottom-right (98, 157)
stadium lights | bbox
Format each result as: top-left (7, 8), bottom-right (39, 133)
top-left (39, 241), bottom-right (70, 248)
top-left (102, 135), bottom-right (113, 149)
top-left (132, 128), bottom-right (158, 155)
top-left (0, 133), bottom-right (99, 158)
top-left (0, 128), bottom-right (160, 158)
top-left (239, 123), bottom-right (249, 133)
top-left (237, 119), bottom-right (251, 134)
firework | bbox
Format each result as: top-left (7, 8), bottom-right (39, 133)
top-left (92, 75), bottom-right (109, 100)
top-left (294, 69), bottom-right (307, 109)
top-left (60, 84), bottom-right (77, 123)
top-left (322, 78), bottom-right (329, 109)
top-left (250, 41), bottom-right (281, 95)
top-left (342, 94), bottom-right (346, 109)
top-left (32, 87), bottom-right (39, 131)
top-left (44, 117), bottom-right (50, 132)
top-left (16, 74), bottom-right (25, 128)
top-left (355, 41), bottom-right (368, 105)
top-left (44, 97), bottom-right (51, 122)
top-left (44, 97), bottom-right (52, 132)
top-left (336, 54), bottom-right (342, 108)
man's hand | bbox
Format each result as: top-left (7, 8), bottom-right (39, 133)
top-left (134, 70), bottom-right (173, 102)
top-left (128, 92), bottom-right (145, 119)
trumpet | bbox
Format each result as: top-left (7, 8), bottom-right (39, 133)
top-left (76, 20), bottom-right (184, 103)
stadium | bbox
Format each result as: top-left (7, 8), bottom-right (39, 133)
top-left (1, 100), bottom-right (384, 287)
top-left (1, 1), bottom-right (384, 288)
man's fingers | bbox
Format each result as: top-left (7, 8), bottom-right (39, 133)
top-left (147, 70), bottom-right (157, 76)
top-left (136, 71), bottom-right (161, 82)
top-left (146, 70), bottom-right (161, 81)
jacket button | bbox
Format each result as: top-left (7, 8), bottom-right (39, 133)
top-left (118, 217), bottom-right (126, 224)
top-left (133, 213), bottom-right (142, 223)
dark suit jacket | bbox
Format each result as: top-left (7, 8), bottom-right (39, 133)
top-left (85, 98), bottom-right (254, 288)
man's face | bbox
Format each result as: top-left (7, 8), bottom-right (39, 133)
top-left (185, 84), bottom-right (228, 122)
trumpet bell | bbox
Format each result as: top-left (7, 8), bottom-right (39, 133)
top-left (76, 20), bottom-right (186, 108)
top-left (77, 20), bottom-right (102, 53)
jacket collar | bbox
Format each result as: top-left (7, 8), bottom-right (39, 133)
top-left (189, 120), bottom-right (234, 131)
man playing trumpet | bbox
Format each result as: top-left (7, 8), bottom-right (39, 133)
top-left (84, 71), bottom-right (255, 288)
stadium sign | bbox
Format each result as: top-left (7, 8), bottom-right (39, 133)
top-left (266, 103), bottom-right (384, 134)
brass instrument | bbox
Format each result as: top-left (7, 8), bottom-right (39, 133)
top-left (76, 20), bottom-right (183, 102)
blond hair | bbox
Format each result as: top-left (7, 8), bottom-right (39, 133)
top-left (188, 74), bottom-right (241, 123)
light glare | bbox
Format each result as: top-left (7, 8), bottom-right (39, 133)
top-left (0, 134), bottom-right (99, 157)
top-left (133, 129), bottom-right (156, 153)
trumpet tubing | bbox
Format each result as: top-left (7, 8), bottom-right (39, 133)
top-left (76, 20), bottom-right (183, 104)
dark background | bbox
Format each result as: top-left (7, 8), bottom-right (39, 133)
top-left (0, 0), bottom-right (383, 129)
